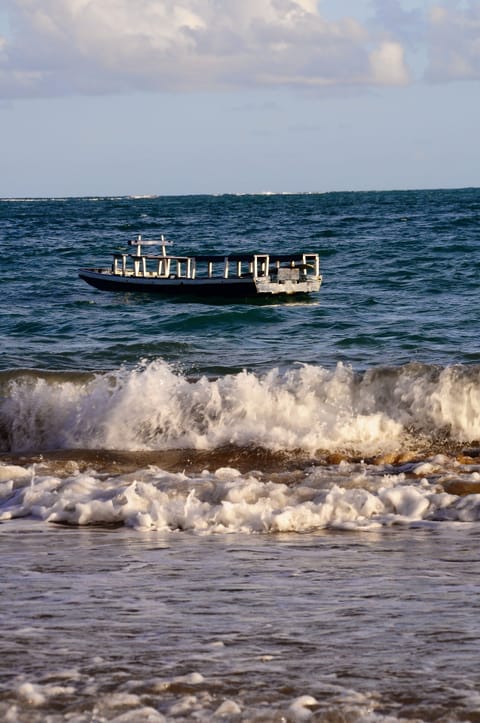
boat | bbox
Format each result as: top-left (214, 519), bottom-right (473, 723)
top-left (79, 235), bottom-right (322, 297)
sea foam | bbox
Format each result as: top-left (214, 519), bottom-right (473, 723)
top-left (1, 360), bottom-right (480, 454)
top-left (1, 458), bottom-right (480, 531)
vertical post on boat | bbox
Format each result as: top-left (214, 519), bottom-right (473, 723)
top-left (237, 261), bottom-right (242, 277)
top-left (208, 261), bottom-right (213, 278)
top-left (224, 257), bottom-right (229, 278)
top-left (253, 255), bottom-right (269, 278)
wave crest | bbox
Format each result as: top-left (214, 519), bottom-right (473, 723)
top-left (1, 361), bottom-right (480, 454)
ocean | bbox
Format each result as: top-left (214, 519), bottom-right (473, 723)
top-left (1, 189), bottom-right (480, 722)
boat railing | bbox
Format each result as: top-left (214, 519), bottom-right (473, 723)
top-left (113, 252), bottom-right (195, 279)
top-left (111, 243), bottom-right (321, 283)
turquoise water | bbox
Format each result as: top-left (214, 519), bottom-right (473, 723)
top-left (2, 190), bottom-right (480, 721)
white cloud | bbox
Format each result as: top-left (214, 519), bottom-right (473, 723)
top-left (3, 1), bottom-right (480, 99)
top-left (369, 0), bottom-right (480, 85)
top-left (370, 40), bottom-right (409, 85)
top-left (426, 2), bottom-right (480, 81)
top-left (0, 0), bottom-right (415, 97)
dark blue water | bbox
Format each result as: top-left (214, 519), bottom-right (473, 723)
top-left (2, 188), bottom-right (479, 374)
top-left (2, 190), bottom-right (480, 722)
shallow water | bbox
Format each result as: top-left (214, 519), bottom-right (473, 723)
top-left (2, 522), bottom-right (480, 722)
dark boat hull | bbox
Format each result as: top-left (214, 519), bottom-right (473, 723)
top-left (79, 269), bottom-right (321, 297)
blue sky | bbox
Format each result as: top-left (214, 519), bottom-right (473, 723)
top-left (1, 0), bottom-right (479, 197)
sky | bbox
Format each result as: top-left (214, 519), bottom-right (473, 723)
top-left (0, 0), bottom-right (479, 197)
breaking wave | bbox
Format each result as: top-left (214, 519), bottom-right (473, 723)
top-left (1, 360), bottom-right (480, 454)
